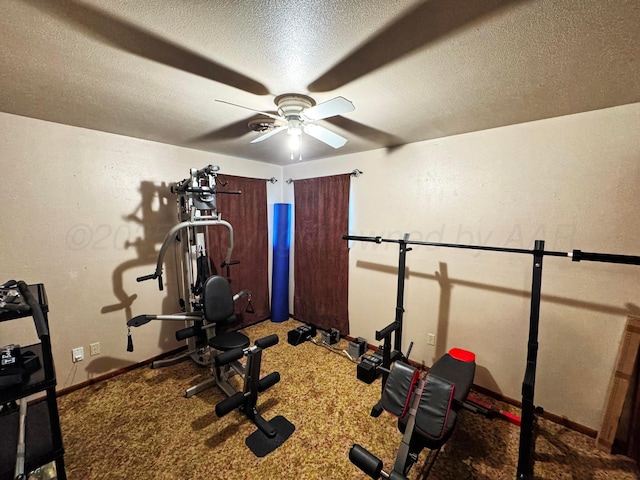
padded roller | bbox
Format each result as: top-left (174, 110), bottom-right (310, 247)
top-left (349, 444), bottom-right (382, 479)
top-left (255, 334), bottom-right (279, 349)
top-left (214, 347), bottom-right (244, 367)
top-left (258, 372), bottom-right (280, 392)
top-left (175, 325), bottom-right (200, 341)
top-left (215, 391), bottom-right (245, 417)
top-left (127, 314), bottom-right (155, 327)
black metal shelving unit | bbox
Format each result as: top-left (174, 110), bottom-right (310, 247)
top-left (0, 284), bottom-right (66, 480)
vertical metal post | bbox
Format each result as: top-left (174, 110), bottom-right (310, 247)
top-left (394, 233), bottom-right (411, 353)
top-left (376, 234), bottom-right (411, 404)
top-left (517, 239), bottom-right (544, 479)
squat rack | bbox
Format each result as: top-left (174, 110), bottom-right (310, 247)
top-left (344, 233), bottom-right (640, 479)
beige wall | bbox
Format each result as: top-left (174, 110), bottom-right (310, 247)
top-left (284, 102), bottom-right (640, 430)
top-left (0, 112), bottom-right (282, 391)
top-left (2, 102), bottom-right (639, 431)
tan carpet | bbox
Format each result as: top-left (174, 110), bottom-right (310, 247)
top-left (56, 319), bottom-right (639, 479)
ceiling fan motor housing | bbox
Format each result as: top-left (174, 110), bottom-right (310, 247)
top-left (274, 94), bottom-right (316, 119)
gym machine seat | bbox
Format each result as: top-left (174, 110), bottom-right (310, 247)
top-left (350, 348), bottom-right (476, 479)
top-left (198, 276), bottom-right (294, 456)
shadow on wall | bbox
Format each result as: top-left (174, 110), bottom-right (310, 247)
top-left (100, 180), bottom-right (181, 353)
top-left (355, 258), bottom-right (640, 391)
top-left (84, 355), bottom-right (134, 377)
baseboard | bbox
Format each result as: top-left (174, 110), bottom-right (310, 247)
top-left (55, 326), bottom-right (598, 439)
top-left (56, 345), bottom-right (187, 397)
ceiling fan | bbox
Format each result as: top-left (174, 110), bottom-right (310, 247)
top-left (216, 94), bottom-right (355, 151)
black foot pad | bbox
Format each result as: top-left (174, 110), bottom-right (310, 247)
top-left (245, 415), bottom-right (295, 457)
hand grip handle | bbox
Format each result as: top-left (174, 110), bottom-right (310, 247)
top-left (571, 249), bottom-right (640, 265)
top-left (136, 274), bottom-right (156, 282)
top-left (342, 235), bottom-right (382, 243)
top-left (127, 314), bottom-right (155, 327)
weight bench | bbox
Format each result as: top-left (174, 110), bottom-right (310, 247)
top-left (350, 348), bottom-right (476, 479)
top-left (200, 276), bottom-right (293, 455)
top-left (129, 275), bottom-right (293, 455)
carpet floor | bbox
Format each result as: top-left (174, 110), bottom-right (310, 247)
top-left (55, 319), bottom-right (639, 479)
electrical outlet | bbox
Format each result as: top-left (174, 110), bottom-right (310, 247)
top-left (90, 342), bottom-right (100, 356)
top-left (427, 333), bottom-right (436, 346)
top-left (72, 347), bottom-right (84, 362)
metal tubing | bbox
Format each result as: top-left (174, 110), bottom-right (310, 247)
top-left (153, 219), bottom-right (234, 283)
top-left (394, 234), bottom-right (411, 354)
top-left (517, 240), bottom-right (544, 479)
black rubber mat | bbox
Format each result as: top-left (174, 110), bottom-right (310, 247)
top-left (245, 415), bottom-right (295, 457)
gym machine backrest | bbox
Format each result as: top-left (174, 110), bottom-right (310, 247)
top-left (200, 275), bottom-right (251, 352)
top-left (350, 348), bottom-right (476, 479)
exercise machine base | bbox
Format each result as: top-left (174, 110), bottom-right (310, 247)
top-left (245, 415), bottom-right (295, 457)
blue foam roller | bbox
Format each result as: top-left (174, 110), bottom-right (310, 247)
top-left (271, 203), bottom-right (291, 322)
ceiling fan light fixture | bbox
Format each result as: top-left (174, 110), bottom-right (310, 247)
top-left (287, 117), bottom-right (303, 137)
top-left (289, 132), bottom-right (301, 150)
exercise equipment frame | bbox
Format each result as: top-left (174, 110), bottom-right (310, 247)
top-left (130, 165), bottom-right (241, 370)
top-left (344, 233), bottom-right (640, 479)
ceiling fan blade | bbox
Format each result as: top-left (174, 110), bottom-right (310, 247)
top-left (216, 100), bottom-right (284, 121)
top-left (304, 124), bottom-right (348, 149)
top-left (250, 125), bottom-right (287, 143)
top-left (303, 96), bottom-right (355, 121)
top-left (28, 0), bottom-right (269, 95)
top-left (308, 0), bottom-right (517, 92)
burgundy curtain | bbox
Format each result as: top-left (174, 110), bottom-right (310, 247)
top-left (293, 174), bottom-right (350, 334)
top-left (206, 175), bottom-right (269, 329)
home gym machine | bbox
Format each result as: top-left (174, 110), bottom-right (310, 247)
top-left (126, 166), bottom-right (291, 454)
top-left (124, 167), bottom-right (234, 351)
top-left (344, 232), bottom-right (640, 479)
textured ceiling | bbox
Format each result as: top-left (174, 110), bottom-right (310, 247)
top-left (1, 0), bottom-right (639, 165)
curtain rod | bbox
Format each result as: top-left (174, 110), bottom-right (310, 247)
top-left (218, 173), bottom-right (277, 183)
top-left (286, 169), bottom-right (363, 184)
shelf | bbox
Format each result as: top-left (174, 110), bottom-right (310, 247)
top-left (0, 400), bottom-right (63, 480)
top-left (0, 343), bottom-right (56, 405)
top-left (0, 284), bottom-right (48, 323)
top-left (0, 283), bottom-right (65, 480)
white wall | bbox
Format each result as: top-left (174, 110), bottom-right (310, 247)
top-left (284, 102), bottom-right (640, 430)
top-left (3, 102), bottom-right (639, 431)
top-left (0, 112), bottom-right (282, 390)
